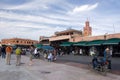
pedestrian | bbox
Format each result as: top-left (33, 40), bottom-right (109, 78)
top-left (34, 48), bottom-right (38, 57)
top-left (79, 48), bottom-right (82, 55)
top-left (29, 46), bottom-right (34, 65)
top-left (53, 49), bottom-right (57, 61)
top-left (110, 47), bottom-right (113, 56)
top-left (47, 51), bottom-right (53, 62)
top-left (91, 49), bottom-right (99, 69)
top-left (1, 46), bottom-right (6, 59)
top-left (103, 47), bottom-right (112, 69)
top-left (43, 50), bottom-right (48, 59)
top-left (15, 47), bottom-right (22, 66)
top-left (6, 45), bottom-right (12, 65)
top-left (0, 46), bottom-right (1, 57)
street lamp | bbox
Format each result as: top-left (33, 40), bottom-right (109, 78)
top-left (104, 33), bottom-right (108, 40)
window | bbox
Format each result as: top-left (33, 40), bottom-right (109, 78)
top-left (16, 40), bottom-right (19, 43)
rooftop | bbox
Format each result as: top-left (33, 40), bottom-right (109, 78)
top-left (55, 29), bottom-right (82, 35)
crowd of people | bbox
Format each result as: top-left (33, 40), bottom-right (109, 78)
top-left (0, 45), bottom-right (57, 66)
top-left (0, 44), bottom-right (112, 70)
top-left (28, 45), bottom-right (57, 65)
top-left (0, 45), bottom-right (22, 66)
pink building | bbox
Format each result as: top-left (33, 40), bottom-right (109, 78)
top-left (72, 33), bottom-right (120, 42)
top-left (1, 38), bottom-right (38, 46)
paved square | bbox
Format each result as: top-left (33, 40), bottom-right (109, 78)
top-left (0, 55), bottom-right (119, 80)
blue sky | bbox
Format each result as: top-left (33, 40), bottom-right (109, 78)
top-left (0, 0), bottom-right (120, 40)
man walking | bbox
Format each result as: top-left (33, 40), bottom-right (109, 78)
top-left (15, 47), bottom-right (22, 66)
top-left (6, 45), bottom-right (12, 65)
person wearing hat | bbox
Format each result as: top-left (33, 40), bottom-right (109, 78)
top-left (5, 45), bottom-right (12, 65)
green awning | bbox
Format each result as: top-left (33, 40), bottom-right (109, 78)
top-left (34, 44), bottom-right (43, 48)
top-left (60, 42), bottom-right (74, 46)
top-left (60, 44), bottom-right (71, 46)
top-left (87, 40), bottom-right (105, 46)
top-left (103, 38), bottom-right (120, 45)
top-left (74, 41), bottom-right (87, 46)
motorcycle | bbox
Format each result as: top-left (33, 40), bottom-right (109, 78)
top-left (89, 57), bottom-right (109, 76)
top-left (33, 52), bottom-right (40, 59)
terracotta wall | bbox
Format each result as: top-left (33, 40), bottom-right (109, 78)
top-left (1, 38), bottom-right (38, 45)
top-left (49, 35), bottom-right (71, 41)
top-left (70, 33), bottom-right (120, 42)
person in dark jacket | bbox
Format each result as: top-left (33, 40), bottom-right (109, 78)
top-left (103, 48), bottom-right (112, 69)
top-left (1, 46), bottom-right (6, 59)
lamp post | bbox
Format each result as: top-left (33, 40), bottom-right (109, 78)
top-left (103, 33), bottom-right (108, 56)
top-left (104, 33), bottom-right (108, 40)
top-left (104, 35), bottom-right (106, 40)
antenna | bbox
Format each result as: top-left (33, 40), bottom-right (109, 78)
top-left (113, 24), bottom-right (115, 33)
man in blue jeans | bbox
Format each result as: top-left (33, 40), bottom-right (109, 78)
top-left (92, 56), bottom-right (98, 69)
top-left (91, 49), bottom-right (99, 69)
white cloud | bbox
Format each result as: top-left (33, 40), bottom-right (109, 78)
top-left (69, 3), bottom-right (98, 14)
top-left (2, 0), bottom-right (59, 10)
top-left (1, 10), bottom-right (119, 40)
top-left (0, 19), bottom-right (66, 40)
top-left (0, 11), bottom-right (83, 27)
top-left (0, 18), bottom-right (81, 40)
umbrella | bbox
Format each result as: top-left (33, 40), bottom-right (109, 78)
top-left (42, 45), bottom-right (54, 50)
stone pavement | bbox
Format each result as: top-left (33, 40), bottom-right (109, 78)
top-left (0, 55), bottom-right (120, 80)
top-left (56, 55), bottom-right (120, 75)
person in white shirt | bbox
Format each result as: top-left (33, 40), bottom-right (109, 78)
top-left (48, 51), bottom-right (53, 62)
top-left (33, 48), bottom-right (40, 58)
top-left (79, 49), bottom-right (82, 55)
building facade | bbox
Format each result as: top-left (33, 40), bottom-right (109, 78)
top-left (1, 38), bottom-right (38, 46)
top-left (72, 33), bottom-right (120, 42)
top-left (40, 20), bottom-right (91, 47)
top-left (39, 20), bottom-right (120, 56)
top-left (49, 29), bottom-right (82, 41)
top-left (39, 36), bottom-right (50, 45)
top-left (39, 20), bottom-right (120, 43)
top-left (49, 29), bottom-right (82, 47)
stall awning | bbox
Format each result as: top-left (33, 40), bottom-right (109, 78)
top-left (87, 40), bottom-right (105, 46)
top-left (42, 45), bottom-right (54, 50)
top-left (73, 41), bottom-right (87, 46)
top-left (103, 38), bottom-right (120, 45)
top-left (60, 42), bottom-right (74, 46)
top-left (60, 44), bottom-right (71, 46)
top-left (34, 44), bottom-right (43, 48)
